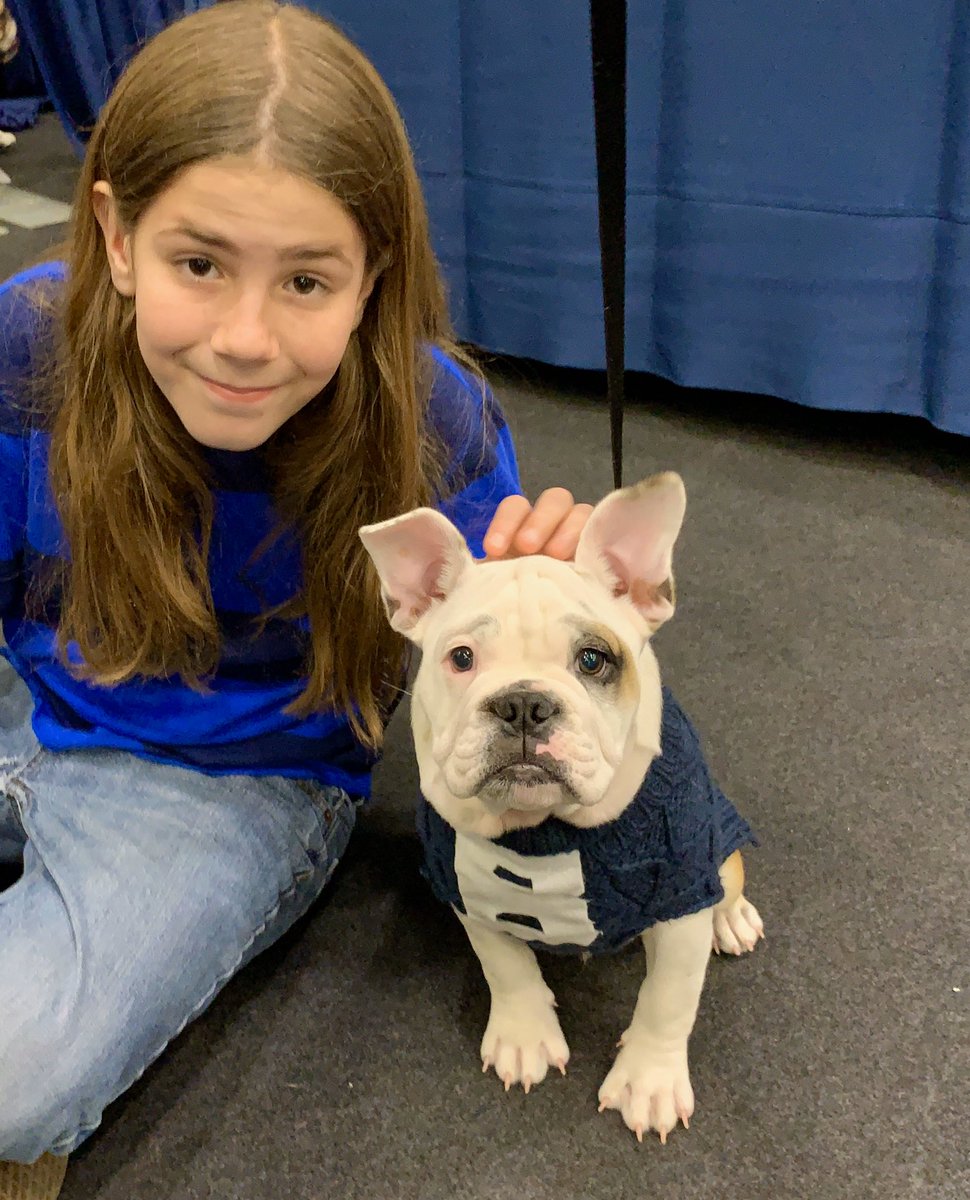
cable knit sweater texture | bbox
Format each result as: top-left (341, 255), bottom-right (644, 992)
top-left (417, 687), bottom-right (756, 955)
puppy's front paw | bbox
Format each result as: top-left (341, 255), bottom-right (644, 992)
top-left (480, 988), bottom-right (570, 1093)
top-left (598, 1037), bottom-right (693, 1143)
top-left (713, 894), bottom-right (765, 956)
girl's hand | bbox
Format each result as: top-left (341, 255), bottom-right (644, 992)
top-left (482, 488), bottom-right (594, 561)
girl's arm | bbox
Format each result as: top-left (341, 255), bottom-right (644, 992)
top-left (0, 273), bottom-right (39, 630)
top-left (428, 349), bottom-right (591, 560)
top-left (0, 422), bottom-right (25, 631)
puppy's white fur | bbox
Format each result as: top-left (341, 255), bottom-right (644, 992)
top-left (360, 473), bottom-right (763, 1143)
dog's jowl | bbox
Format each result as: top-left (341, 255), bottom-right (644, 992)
top-left (360, 473), bottom-right (764, 1143)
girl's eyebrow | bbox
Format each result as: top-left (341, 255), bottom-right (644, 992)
top-left (158, 223), bottom-right (353, 266)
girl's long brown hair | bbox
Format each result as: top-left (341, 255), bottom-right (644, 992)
top-left (39, 0), bottom-right (478, 749)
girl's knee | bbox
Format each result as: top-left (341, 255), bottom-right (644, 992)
top-left (0, 1019), bottom-right (103, 1160)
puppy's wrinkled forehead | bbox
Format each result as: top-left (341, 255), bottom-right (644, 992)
top-left (426, 555), bottom-right (636, 656)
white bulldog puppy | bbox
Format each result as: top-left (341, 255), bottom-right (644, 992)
top-left (360, 473), bottom-right (763, 1143)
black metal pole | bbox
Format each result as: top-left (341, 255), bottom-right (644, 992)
top-left (589, 0), bottom-right (627, 489)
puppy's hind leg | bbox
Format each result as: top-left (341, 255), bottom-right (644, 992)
top-left (712, 850), bottom-right (764, 955)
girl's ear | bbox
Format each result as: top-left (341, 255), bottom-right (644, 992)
top-left (352, 265), bottom-right (380, 330)
top-left (353, 250), bottom-right (391, 329)
top-left (92, 182), bottom-right (136, 297)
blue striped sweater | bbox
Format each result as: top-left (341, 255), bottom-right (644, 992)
top-left (0, 263), bottom-right (521, 796)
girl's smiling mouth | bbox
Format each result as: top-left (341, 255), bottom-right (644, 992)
top-left (200, 375), bottom-right (279, 403)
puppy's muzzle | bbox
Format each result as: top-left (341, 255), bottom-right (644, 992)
top-left (478, 686), bottom-right (575, 805)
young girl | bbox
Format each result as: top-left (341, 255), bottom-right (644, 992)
top-left (0, 2), bottom-right (593, 1194)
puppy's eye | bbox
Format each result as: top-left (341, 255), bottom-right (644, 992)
top-left (577, 647), bottom-right (609, 676)
top-left (449, 646), bottom-right (475, 672)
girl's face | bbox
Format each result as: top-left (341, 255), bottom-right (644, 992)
top-left (93, 155), bottom-right (375, 451)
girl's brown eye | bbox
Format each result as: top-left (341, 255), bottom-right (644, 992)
top-left (187, 257), bottom-right (212, 276)
top-left (292, 274), bottom-right (318, 295)
top-left (450, 646), bottom-right (474, 672)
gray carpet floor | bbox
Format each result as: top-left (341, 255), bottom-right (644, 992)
top-left (1, 113), bottom-right (967, 1200)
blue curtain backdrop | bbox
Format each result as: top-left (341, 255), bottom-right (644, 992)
top-left (10, 0), bottom-right (970, 436)
top-left (6, 1), bottom-right (207, 149)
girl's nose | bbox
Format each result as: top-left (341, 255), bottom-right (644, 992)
top-left (209, 293), bottom-right (280, 362)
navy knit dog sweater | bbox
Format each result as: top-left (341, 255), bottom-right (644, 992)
top-left (416, 687), bottom-right (756, 955)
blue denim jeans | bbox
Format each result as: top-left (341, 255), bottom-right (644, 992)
top-left (0, 659), bottom-right (359, 1163)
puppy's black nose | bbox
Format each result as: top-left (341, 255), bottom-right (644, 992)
top-left (486, 690), bottom-right (561, 736)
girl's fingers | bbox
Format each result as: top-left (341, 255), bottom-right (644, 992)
top-left (482, 494), bottom-right (533, 559)
top-left (537, 502), bottom-right (595, 560)
top-left (508, 488), bottom-right (575, 555)
top-left (483, 489), bottom-right (592, 560)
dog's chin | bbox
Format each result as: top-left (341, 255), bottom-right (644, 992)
top-left (476, 763), bottom-right (572, 829)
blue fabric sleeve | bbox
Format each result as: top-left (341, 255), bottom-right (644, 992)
top-left (426, 346), bottom-right (522, 558)
top-left (438, 423), bottom-right (519, 559)
top-left (0, 266), bottom-right (57, 622)
top-left (0, 432), bottom-right (25, 621)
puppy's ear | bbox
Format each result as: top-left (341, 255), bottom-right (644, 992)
top-left (359, 508), bottom-right (473, 642)
top-left (574, 472), bottom-right (686, 630)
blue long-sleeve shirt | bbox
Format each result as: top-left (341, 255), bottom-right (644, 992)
top-left (0, 263), bottom-right (521, 796)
